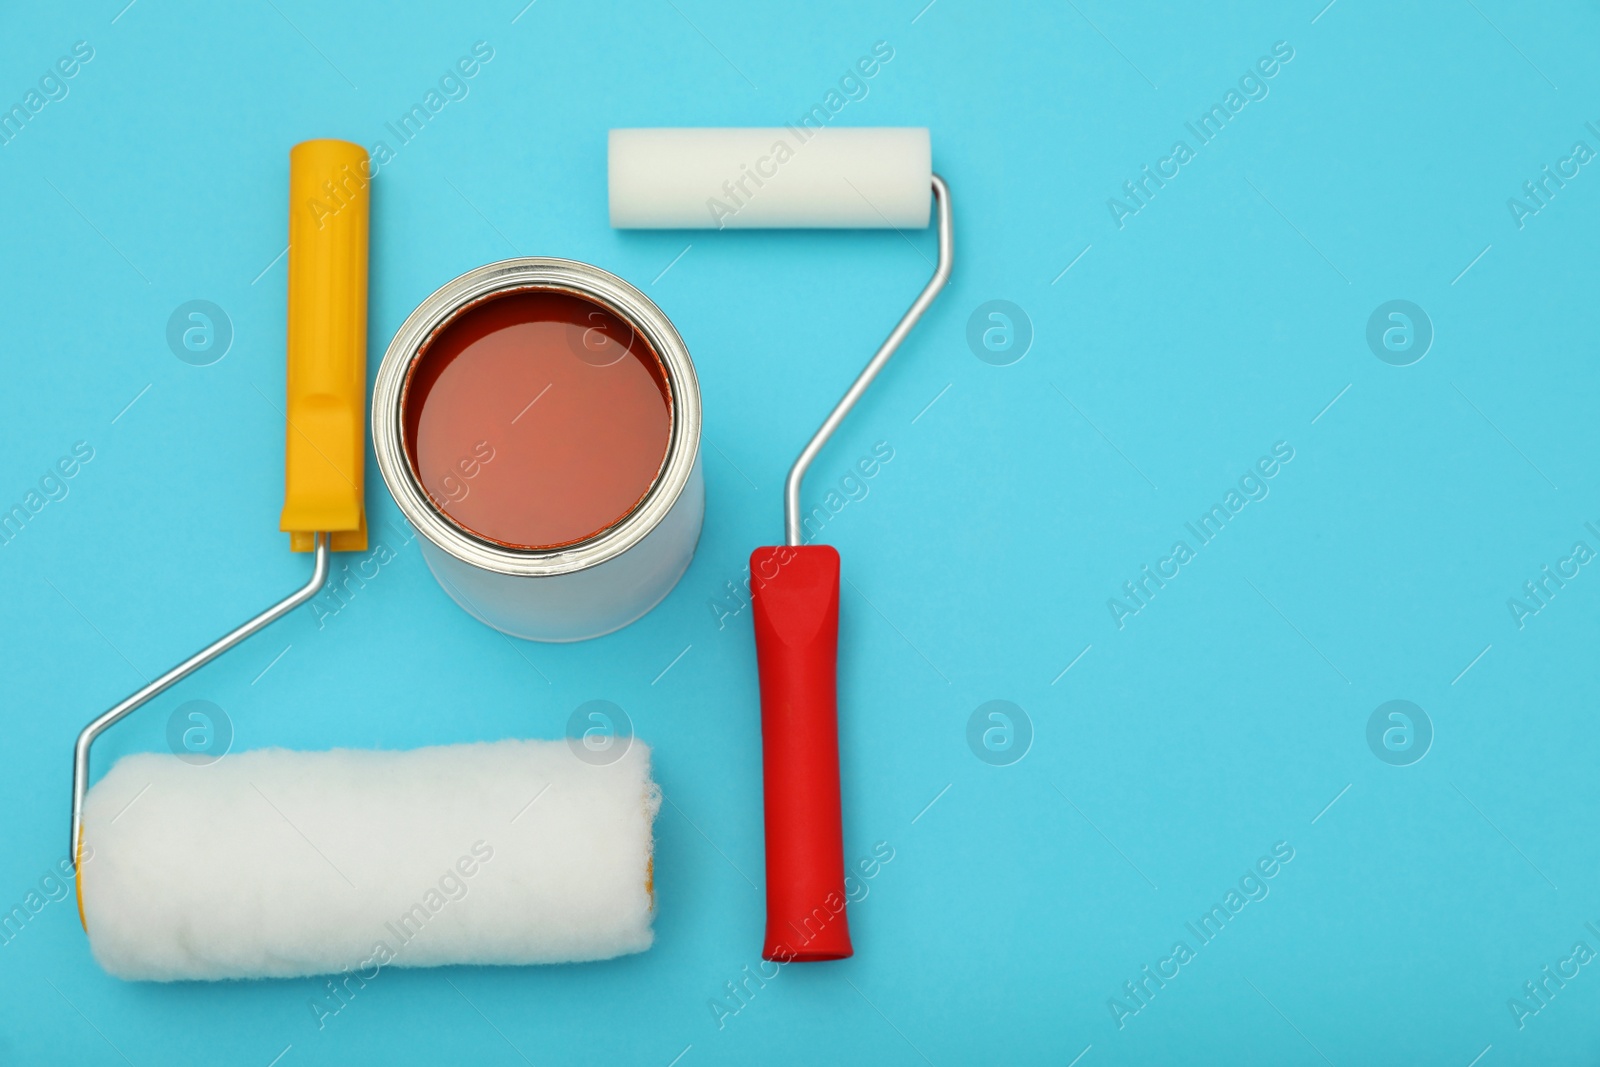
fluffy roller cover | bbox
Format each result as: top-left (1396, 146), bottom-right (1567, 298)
top-left (79, 739), bottom-right (660, 981)
top-left (609, 127), bottom-right (931, 229)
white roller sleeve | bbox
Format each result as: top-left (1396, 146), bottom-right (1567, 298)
top-left (609, 127), bottom-right (931, 229)
top-left (79, 739), bottom-right (660, 981)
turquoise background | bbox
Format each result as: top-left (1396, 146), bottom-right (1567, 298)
top-left (2, 0), bottom-right (1598, 1063)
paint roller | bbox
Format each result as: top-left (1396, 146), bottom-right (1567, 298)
top-left (610, 127), bottom-right (953, 961)
top-left (70, 140), bottom-right (659, 982)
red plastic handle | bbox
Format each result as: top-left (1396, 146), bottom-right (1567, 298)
top-left (750, 544), bottom-right (853, 962)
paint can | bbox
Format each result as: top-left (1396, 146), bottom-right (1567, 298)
top-left (372, 258), bottom-right (702, 642)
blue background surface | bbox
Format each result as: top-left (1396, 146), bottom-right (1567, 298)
top-left (2, 0), bottom-right (1598, 1063)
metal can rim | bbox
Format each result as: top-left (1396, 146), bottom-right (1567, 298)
top-left (372, 257), bottom-right (701, 578)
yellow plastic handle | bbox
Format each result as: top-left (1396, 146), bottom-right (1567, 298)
top-left (280, 139), bottom-right (369, 552)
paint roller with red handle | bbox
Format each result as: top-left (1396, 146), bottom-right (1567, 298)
top-left (610, 128), bottom-right (953, 960)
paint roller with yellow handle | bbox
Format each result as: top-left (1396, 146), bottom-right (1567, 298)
top-left (69, 140), bottom-right (660, 981)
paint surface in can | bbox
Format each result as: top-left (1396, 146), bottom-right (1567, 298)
top-left (401, 289), bottom-right (672, 550)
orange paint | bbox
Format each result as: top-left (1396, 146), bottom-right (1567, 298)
top-left (401, 289), bottom-right (672, 550)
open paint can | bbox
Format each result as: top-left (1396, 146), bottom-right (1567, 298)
top-left (373, 258), bottom-right (703, 641)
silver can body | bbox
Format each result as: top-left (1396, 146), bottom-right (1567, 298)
top-left (372, 258), bottom-right (703, 642)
